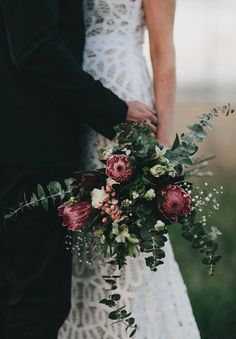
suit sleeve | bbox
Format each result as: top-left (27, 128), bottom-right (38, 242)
top-left (1, 0), bottom-right (128, 139)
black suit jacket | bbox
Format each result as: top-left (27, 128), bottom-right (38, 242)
top-left (0, 0), bottom-right (128, 167)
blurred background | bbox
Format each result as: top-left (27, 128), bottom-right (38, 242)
top-left (144, 1), bottom-right (236, 338)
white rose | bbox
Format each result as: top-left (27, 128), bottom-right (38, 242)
top-left (91, 187), bottom-right (106, 208)
top-left (154, 220), bottom-right (165, 231)
top-left (150, 164), bottom-right (166, 178)
top-left (144, 189), bottom-right (156, 201)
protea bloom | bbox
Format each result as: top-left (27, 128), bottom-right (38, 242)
top-left (58, 201), bottom-right (92, 231)
top-left (158, 185), bottom-right (191, 222)
top-left (106, 154), bottom-right (133, 183)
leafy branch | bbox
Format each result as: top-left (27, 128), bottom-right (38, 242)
top-left (100, 275), bottom-right (138, 337)
top-left (179, 213), bottom-right (221, 276)
top-left (4, 178), bottom-right (75, 220)
top-left (166, 104), bottom-right (235, 167)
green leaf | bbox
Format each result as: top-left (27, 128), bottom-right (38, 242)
top-left (111, 294), bottom-right (121, 301)
top-left (187, 124), bottom-right (207, 138)
top-left (129, 328), bottom-right (137, 337)
top-left (37, 184), bottom-right (46, 199)
top-left (60, 189), bottom-right (66, 200)
top-left (100, 299), bottom-right (116, 308)
top-left (153, 248), bottom-right (165, 259)
top-left (47, 181), bottom-right (62, 195)
top-left (41, 197), bottom-right (49, 211)
top-left (192, 238), bottom-right (205, 249)
top-left (30, 193), bottom-right (39, 207)
top-left (182, 157), bottom-right (193, 166)
top-left (182, 230), bottom-right (194, 241)
top-left (37, 184), bottom-right (49, 210)
top-left (105, 279), bottom-right (116, 285)
top-left (109, 311), bottom-right (120, 320)
top-left (140, 229), bottom-right (151, 241)
top-left (64, 177), bottom-right (75, 192)
top-left (212, 255), bottom-right (222, 264)
top-left (154, 237), bottom-right (165, 247)
top-left (202, 257), bottom-right (210, 265)
top-left (171, 134), bottom-right (180, 150)
top-left (127, 318), bottom-right (135, 326)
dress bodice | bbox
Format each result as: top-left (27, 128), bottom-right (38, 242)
top-left (83, 0), bottom-right (146, 47)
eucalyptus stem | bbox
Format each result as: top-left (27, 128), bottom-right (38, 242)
top-left (4, 189), bottom-right (72, 220)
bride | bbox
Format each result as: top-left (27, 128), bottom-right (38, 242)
top-left (59, 0), bottom-right (201, 338)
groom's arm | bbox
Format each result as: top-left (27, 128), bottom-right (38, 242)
top-left (1, 0), bottom-right (128, 139)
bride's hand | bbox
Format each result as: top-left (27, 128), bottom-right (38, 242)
top-left (126, 100), bottom-right (157, 134)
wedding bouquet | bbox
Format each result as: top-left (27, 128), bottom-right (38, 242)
top-left (5, 104), bottom-right (234, 337)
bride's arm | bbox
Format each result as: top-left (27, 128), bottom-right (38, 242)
top-left (143, 0), bottom-right (176, 148)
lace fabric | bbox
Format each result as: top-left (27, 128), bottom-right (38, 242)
top-left (59, 1), bottom-right (201, 338)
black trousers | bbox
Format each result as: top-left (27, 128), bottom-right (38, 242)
top-left (0, 167), bottom-right (74, 339)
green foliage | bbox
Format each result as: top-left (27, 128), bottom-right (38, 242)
top-left (166, 104), bottom-right (235, 169)
top-left (179, 214), bottom-right (221, 275)
top-left (4, 178), bottom-right (75, 219)
top-left (114, 122), bottom-right (158, 159)
top-left (100, 274), bottom-right (138, 337)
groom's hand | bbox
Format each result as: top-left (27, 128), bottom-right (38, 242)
top-left (126, 101), bottom-right (157, 134)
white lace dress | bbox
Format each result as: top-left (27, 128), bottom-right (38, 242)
top-left (59, 1), bottom-right (201, 338)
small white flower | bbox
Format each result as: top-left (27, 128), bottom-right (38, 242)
top-left (154, 220), bottom-right (165, 232)
top-left (209, 226), bottom-right (222, 240)
top-left (91, 187), bottom-right (106, 208)
top-left (122, 147), bottom-right (131, 156)
top-left (112, 223), bottom-right (130, 243)
top-left (121, 199), bottom-right (132, 208)
top-left (154, 145), bottom-right (167, 159)
top-left (132, 191), bottom-right (140, 199)
top-left (144, 189), bottom-right (156, 201)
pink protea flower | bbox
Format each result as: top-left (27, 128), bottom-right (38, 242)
top-left (58, 201), bottom-right (92, 231)
top-left (106, 154), bottom-right (133, 183)
top-left (159, 185), bottom-right (191, 222)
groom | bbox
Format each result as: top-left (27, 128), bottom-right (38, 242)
top-left (0, 1), bottom-right (157, 339)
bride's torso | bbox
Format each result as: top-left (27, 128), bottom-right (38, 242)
top-left (82, 0), bottom-right (154, 105)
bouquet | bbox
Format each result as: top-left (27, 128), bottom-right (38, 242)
top-left (5, 104), bottom-right (234, 337)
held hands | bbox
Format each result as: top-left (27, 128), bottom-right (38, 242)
top-left (126, 101), bottom-right (174, 148)
top-left (126, 101), bottom-right (157, 135)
